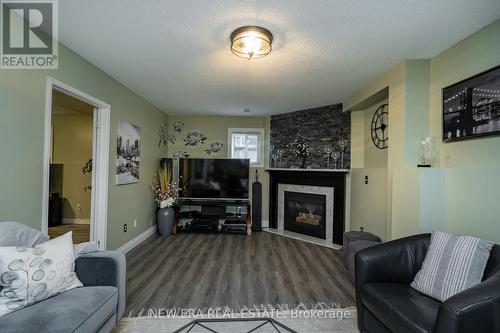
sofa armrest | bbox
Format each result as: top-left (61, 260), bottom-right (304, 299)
top-left (434, 275), bottom-right (500, 333)
top-left (355, 234), bottom-right (430, 331)
top-left (75, 251), bottom-right (126, 321)
top-left (355, 233), bottom-right (430, 287)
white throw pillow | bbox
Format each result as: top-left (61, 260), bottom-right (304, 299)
top-left (0, 232), bottom-right (83, 316)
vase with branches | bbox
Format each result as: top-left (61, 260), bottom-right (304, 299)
top-left (152, 166), bottom-right (178, 236)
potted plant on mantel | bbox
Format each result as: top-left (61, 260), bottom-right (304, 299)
top-left (152, 166), bottom-right (177, 236)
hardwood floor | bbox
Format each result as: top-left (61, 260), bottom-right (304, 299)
top-left (125, 232), bottom-right (355, 316)
top-left (48, 224), bottom-right (90, 243)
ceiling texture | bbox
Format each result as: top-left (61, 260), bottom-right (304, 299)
top-left (59, 0), bottom-right (500, 116)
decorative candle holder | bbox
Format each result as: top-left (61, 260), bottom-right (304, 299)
top-left (332, 151), bottom-right (340, 169)
top-left (276, 148), bottom-right (284, 168)
top-left (338, 138), bottom-right (348, 169)
top-left (267, 145), bottom-right (275, 167)
top-left (271, 152), bottom-right (279, 168)
top-left (323, 146), bottom-right (333, 168)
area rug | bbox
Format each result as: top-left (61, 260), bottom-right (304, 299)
top-left (113, 307), bottom-right (358, 333)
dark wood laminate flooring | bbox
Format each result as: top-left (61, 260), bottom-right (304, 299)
top-left (125, 232), bottom-right (354, 316)
top-left (48, 224), bottom-right (90, 243)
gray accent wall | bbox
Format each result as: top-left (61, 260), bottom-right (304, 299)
top-left (270, 104), bottom-right (350, 169)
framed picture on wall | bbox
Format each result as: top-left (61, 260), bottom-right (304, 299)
top-left (116, 120), bottom-right (141, 185)
top-left (443, 65), bottom-right (500, 141)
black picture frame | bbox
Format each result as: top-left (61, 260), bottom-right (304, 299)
top-left (442, 64), bottom-right (500, 142)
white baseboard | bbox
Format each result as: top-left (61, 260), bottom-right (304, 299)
top-left (62, 218), bottom-right (90, 225)
top-left (261, 220), bottom-right (269, 228)
top-left (117, 226), bottom-right (157, 254)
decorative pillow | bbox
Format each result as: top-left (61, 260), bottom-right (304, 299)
top-left (0, 222), bottom-right (49, 247)
top-left (0, 232), bottom-right (83, 316)
top-left (73, 241), bottom-right (99, 258)
top-left (411, 231), bottom-right (494, 302)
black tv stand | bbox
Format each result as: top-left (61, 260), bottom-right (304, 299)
top-left (175, 199), bottom-right (252, 235)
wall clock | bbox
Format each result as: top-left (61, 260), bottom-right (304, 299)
top-left (371, 104), bottom-right (389, 149)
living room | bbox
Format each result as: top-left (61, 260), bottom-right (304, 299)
top-left (1, 1), bottom-right (499, 333)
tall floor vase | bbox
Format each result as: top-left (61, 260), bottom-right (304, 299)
top-left (157, 207), bottom-right (175, 236)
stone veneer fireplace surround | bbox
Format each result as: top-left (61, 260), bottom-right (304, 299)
top-left (270, 103), bottom-right (351, 169)
top-left (267, 169), bottom-right (348, 246)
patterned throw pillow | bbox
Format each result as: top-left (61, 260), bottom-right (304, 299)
top-left (411, 231), bottom-right (494, 302)
top-left (0, 232), bottom-right (82, 316)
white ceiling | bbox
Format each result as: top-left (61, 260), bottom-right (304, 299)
top-left (59, 1), bottom-right (500, 116)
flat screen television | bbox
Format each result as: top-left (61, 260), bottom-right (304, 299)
top-left (443, 65), bottom-right (500, 141)
top-left (178, 158), bottom-right (250, 201)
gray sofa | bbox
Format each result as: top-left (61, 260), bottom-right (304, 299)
top-left (0, 222), bottom-right (126, 333)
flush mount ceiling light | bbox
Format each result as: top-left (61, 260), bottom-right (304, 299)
top-left (230, 26), bottom-right (273, 60)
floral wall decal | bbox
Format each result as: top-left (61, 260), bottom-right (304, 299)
top-left (184, 131), bottom-right (207, 146)
top-left (173, 120), bottom-right (184, 133)
top-left (167, 134), bottom-right (176, 144)
top-left (158, 121), bottom-right (168, 147)
top-left (173, 150), bottom-right (190, 159)
top-left (205, 141), bottom-right (224, 155)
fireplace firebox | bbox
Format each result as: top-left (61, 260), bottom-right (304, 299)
top-left (284, 191), bottom-right (327, 239)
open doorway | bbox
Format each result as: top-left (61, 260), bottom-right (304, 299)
top-left (48, 91), bottom-right (94, 243)
top-left (42, 77), bottom-right (110, 250)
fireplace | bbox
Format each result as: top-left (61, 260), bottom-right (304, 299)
top-left (267, 169), bottom-right (347, 245)
top-left (277, 183), bottom-right (334, 242)
top-left (284, 191), bottom-right (326, 239)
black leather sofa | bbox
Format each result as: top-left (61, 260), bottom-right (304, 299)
top-left (355, 234), bottom-right (500, 333)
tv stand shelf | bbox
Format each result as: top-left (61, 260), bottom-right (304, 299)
top-left (175, 200), bottom-right (252, 235)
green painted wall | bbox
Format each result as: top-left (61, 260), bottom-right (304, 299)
top-left (345, 61), bottom-right (408, 239)
top-left (444, 169), bottom-right (499, 242)
top-left (350, 100), bottom-right (389, 240)
top-left (430, 19), bottom-right (500, 167)
top-left (166, 115), bottom-right (270, 224)
top-left (350, 111), bottom-right (365, 168)
top-left (391, 168), bottom-right (420, 239)
top-left (419, 168), bottom-right (445, 234)
top-left (427, 19), bottom-right (500, 243)
top-left (0, 44), bottom-right (169, 250)
top-left (346, 18), bottom-right (500, 243)
top-left (405, 60), bottom-right (430, 167)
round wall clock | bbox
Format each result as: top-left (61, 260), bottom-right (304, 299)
top-left (371, 104), bottom-right (389, 149)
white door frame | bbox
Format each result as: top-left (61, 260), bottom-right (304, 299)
top-left (42, 77), bottom-right (110, 250)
